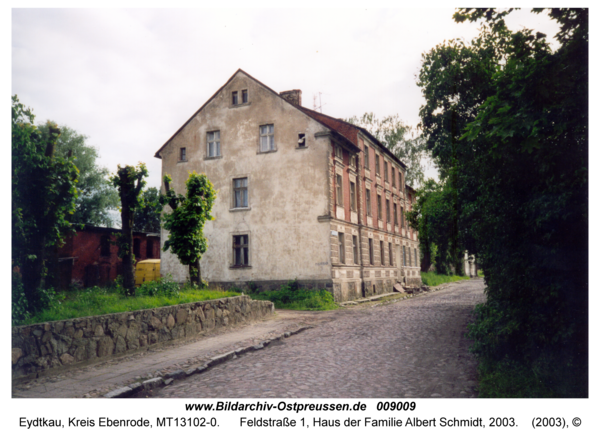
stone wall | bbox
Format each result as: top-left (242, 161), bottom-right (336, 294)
top-left (12, 295), bottom-right (274, 380)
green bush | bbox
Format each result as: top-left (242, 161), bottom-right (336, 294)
top-left (421, 271), bottom-right (469, 287)
top-left (249, 280), bottom-right (337, 311)
top-left (136, 274), bottom-right (180, 298)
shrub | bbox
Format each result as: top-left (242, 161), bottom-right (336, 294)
top-left (136, 274), bottom-right (180, 298)
top-left (249, 280), bottom-right (337, 311)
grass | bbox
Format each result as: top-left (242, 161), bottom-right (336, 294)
top-left (421, 271), bottom-right (470, 287)
top-left (16, 284), bottom-right (239, 326)
top-left (247, 280), bottom-right (338, 311)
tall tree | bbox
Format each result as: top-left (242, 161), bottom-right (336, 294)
top-left (37, 123), bottom-right (118, 227)
top-left (161, 172), bottom-right (216, 286)
top-left (345, 113), bottom-right (430, 187)
top-left (418, 8), bottom-right (588, 396)
top-left (12, 96), bottom-right (79, 311)
top-left (111, 163), bottom-right (148, 296)
top-left (134, 187), bottom-right (162, 233)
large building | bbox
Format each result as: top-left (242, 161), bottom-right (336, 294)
top-left (155, 69), bottom-right (421, 302)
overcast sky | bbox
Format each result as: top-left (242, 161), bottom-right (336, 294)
top-left (12, 7), bottom-right (563, 189)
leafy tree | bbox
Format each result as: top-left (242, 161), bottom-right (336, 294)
top-left (134, 187), bottom-right (162, 233)
top-left (37, 123), bottom-right (118, 227)
top-left (111, 163), bottom-right (148, 296)
top-left (418, 8), bottom-right (588, 396)
top-left (345, 113), bottom-right (430, 187)
top-left (12, 96), bottom-right (79, 311)
top-left (161, 172), bottom-right (216, 286)
top-left (406, 179), bottom-right (463, 275)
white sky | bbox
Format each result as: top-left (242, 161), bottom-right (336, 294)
top-left (10, 7), bottom-right (564, 189)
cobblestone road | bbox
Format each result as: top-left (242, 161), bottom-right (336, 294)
top-left (150, 278), bottom-right (485, 398)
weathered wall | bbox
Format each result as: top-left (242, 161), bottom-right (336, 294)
top-left (158, 71), bottom-right (332, 285)
top-left (12, 296), bottom-right (273, 380)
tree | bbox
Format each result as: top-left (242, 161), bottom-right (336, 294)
top-left (345, 113), bottom-right (430, 187)
top-left (12, 96), bottom-right (79, 311)
top-left (406, 179), bottom-right (463, 275)
top-left (418, 8), bottom-right (588, 396)
top-left (111, 163), bottom-right (148, 296)
top-left (37, 123), bottom-right (118, 227)
top-left (133, 187), bottom-right (162, 233)
top-left (161, 172), bottom-right (216, 286)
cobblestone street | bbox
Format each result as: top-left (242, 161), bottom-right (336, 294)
top-left (149, 278), bottom-right (485, 398)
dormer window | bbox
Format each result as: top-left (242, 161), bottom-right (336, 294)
top-left (232, 91), bottom-right (238, 105)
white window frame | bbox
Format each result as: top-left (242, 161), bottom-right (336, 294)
top-left (207, 130), bottom-right (221, 158)
top-left (233, 177), bottom-right (248, 209)
top-left (259, 124), bottom-right (275, 152)
top-left (232, 234), bottom-right (249, 267)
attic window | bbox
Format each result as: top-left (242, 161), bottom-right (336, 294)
top-left (298, 133), bottom-right (306, 148)
top-left (242, 89), bottom-right (248, 103)
top-left (232, 91), bottom-right (238, 105)
top-left (179, 147), bottom-right (187, 161)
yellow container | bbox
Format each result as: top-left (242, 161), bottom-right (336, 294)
top-left (135, 259), bottom-right (161, 286)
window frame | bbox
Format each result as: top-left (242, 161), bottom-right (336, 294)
top-left (336, 174), bottom-right (344, 207)
top-left (389, 242), bottom-right (393, 266)
top-left (232, 91), bottom-right (238, 105)
top-left (394, 203), bottom-right (398, 226)
top-left (352, 235), bottom-right (359, 264)
top-left (369, 238), bottom-right (374, 265)
top-left (380, 240), bottom-right (385, 266)
top-left (386, 199), bottom-right (390, 223)
top-left (377, 194), bottom-right (382, 219)
top-left (179, 147), bottom-right (187, 162)
top-left (366, 189), bottom-right (372, 216)
top-left (375, 154), bottom-right (380, 175)
top-left (350, 181), bottom-right (356, 211)
top-left (232, 234), bottom-right (249, 267)
top-left (233, 177), bottom-right (249, 209)
top-left (338, 232), bottom-right (345, 264)
top-left (364, 145), bottom-right (370, 169)
top-left (206, 130), bottom-right (221, 158)
top-left (259, 124), bottom-right (275, 152)
top-left (384, 161), bottom-right (388, 182)
top-left (298, 133), bottom-right (306, 148)
top-left (242, 89), bottom-right (248, 104)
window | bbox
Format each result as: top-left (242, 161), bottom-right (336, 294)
top-left (401, 206), bottom-right (405, 228)
top-left (242, 89), bottom-right (248, 103)
top-left (232, 91), bottom-right (238, 105)
top-left (384, 161), bottom-right (388, 182)
top-left (350, 181), bottom-right (356, 211)
top-left (389, 242), bottom-right (393, 266)
top-left (366, 189), bottom-right (372, 216)
top-left (375, 154), bottom-right (380, 175)
top-left (414, 249), bottom-right (418, 267)
top-left (298, 133), bottom-right (306, 147)
top-left (364, 146), bottom-right (370, 169)
top-left (352, 235), bottom-right (359, 264)
top-left (133, 239), bottom-right (141, 259)
top-left (409, 247), bottom-right (412, 266)
top-left (146, 239), bottom-right (154, 259)
top-left (392, 167), bottom-right (396, 187)
top-left (369, 238), bottom-right (374, 265)
top-left (233, 177), bottom-right (248, 208)
top-left (336, 174), bottom-right (343, 207)
top-left (350, 154), bottom-right (357, 168)
top-left (335, 145), bottom-right (343, 160)
top-left (207, 131), bottom-right (221, 157)
top-left (377, 195), bottom-right (382, 219)
top-left (100, 235), bottom-right (111, 257)
top-left (338, 233), bottom-right (345, 264)
top-left (403, 246), bottom-right (406, 266)
top-left (386, 199), bottom-right (390, 223)
top-left (380, 240), bottom-right (385, 266)
top-left (259, 124), bottom-right (275, 152)
top-left (233, 235), bottom-right (249, 267)
top-left (394, 203), bottom-right (398, 226)
top-left (179, 147), bottom-right (187, 161)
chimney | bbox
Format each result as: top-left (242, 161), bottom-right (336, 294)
top-left (279, 89), bottom-right (302, 107)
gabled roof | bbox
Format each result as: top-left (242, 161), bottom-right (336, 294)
top-left (155, 69), bottom-right (407, 170)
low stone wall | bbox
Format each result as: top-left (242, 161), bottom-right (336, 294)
top-left (12, 295), bottom-right (274, 380)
